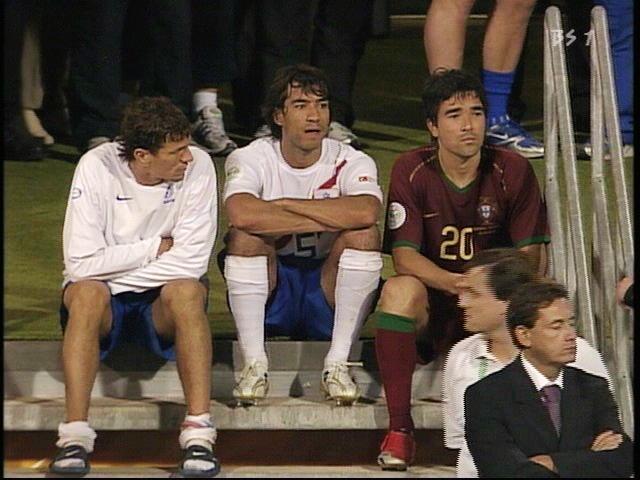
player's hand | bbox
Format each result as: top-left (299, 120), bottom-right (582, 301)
top-left (529, 454), bottom-right (555, 472)
top-left (591, 430), bottom-right (623, 451)
top-left (616, 276), bottom-right (633, 307)
top-left (157, 236), bottom-right (174, 257)
top-left (441, 272), bottom-right (463, 296)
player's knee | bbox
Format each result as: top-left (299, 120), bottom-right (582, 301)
top-left (226, 227), bottom-right (273, 256)
top-left (378, 275), bottom-right (428, 316)
top-left (339, 225), bottom-right (381, 251)
top-left (161, 279), bottom-right (205, 312)
top-left (65, 281), bottom-right (110, 315)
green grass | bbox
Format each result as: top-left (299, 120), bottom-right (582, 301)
top-left (3, 16), bottom-right (632, 340)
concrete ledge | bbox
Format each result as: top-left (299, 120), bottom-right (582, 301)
top-left (4, 396), bottom-right (443, 431)
top-left (4, 340), bottom-right (444, 400)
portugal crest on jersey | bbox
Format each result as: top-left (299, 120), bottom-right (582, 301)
top-left (477, 196), bottom-right (498, 224)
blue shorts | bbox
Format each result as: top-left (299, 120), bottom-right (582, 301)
top-left (265, 256), bottom-right (335, 340)
top-left (60, 280), bottom-right (208, 361)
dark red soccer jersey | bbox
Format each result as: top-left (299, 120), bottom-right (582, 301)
top-left (382, 145), bottom-right (549, 274)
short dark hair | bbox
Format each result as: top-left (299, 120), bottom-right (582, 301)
top-left (261, 64), bottom-right (330, 139)
top-left (421, 68), bottom-right (487, 126)
top-left (117, 96), bottom-right (191, 162)
top-left (464, 248), bottom-right (539, 302)
top-left (507, 280), bottom-right (570, 347)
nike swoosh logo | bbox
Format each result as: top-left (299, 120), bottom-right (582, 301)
top-left (423, 212), bottom-right (439, 218)
top-left (488, 132), bottom-right (509, 141)
top-left (116, 195), bottom-right (133, 201)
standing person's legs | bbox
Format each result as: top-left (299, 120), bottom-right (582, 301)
top-left (255, 0), bottom-right (314, 129)
top-left (594, 0), bottom-right (633, 146)
top-left (3, 0), bottom-right (45, 160)
top-left (311, 0), bottom-right (373, 129)
top-left (482, 0), bottom-right (537, 121)
top-left (21, 10), bottom-right (55, 145)
top-left (483, 0), bottom-right (543, 158)
top-left (190, 0), bottom-right (238, 155)
top-left (68, 0), bottom-right (127, 151)
top-left (423, 0), bottom-right (475, 72)
top-left (143, 0), bottom-right (192, 117)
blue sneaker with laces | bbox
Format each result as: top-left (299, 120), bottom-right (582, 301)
top-left (486, 115), bottom-right (544, 159)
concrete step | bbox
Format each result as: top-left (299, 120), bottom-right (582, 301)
top-left (4, 340), bottom-right (444, 400)
top-left (4, 396), bottom-right (443, 431)
top-left (3, 464), bottom-right (457, 478)
top-left (5, 430), bottom-right (457, 475)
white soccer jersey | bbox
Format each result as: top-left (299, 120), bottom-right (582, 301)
top-left (62, 142), bottom-right (218, 294)
top-left (223, 137), bottom-right (383, 259)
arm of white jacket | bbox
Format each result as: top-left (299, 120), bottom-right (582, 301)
top-left (63, 155), bottom-right (162, 282)
top-left (108, 159), bottom-right (218, 290)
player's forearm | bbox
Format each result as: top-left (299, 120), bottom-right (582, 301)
top-left (392, 247), bottom-right (460, 294)
top-left (275, 195), bottom-right (380, 230)
top-left (64, 237), bottom-right (162, 281)
top-left (226, 194), bottom-right (336, 236)
top-left (108, 244), bottom-right (211, 291)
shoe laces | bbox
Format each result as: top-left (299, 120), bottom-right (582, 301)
top-left (324, 361), bottom-right (362, 383)
top-left (239, 360), bottom-right (268, 382)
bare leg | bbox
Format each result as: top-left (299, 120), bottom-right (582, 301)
top-left (152, 279), bottom-right (211, 415)
top-left (62, 281), bottom-right (112, 422)
top-left (423, 0), bottom-right (475, 72)
top-left (483, 0), bottom-right (537, 72)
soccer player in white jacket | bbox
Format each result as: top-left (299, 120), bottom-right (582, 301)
top-left (50, 97), bottom-right (220, 478)
top-left (223, 64), bottom-right (383, 406)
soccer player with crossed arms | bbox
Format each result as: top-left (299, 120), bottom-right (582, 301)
top-left (374, 69), bottom-right (549, 470)
top-left (222, 64), bottom-right (383, 407)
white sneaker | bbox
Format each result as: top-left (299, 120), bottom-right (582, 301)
top-left (328, 121), bottom-right (362, 149)
top-left (233, 360), bottom-right (269, 406)
top-left (23, 109), bottom-right (54, 145)
top-left (321, 361), bottom-right (361, 406)
top-left (192, 106), bottom-right (237, 156)
top-left (580, 142), bottom-right (634, 160)
top-left (253, 124), bottom-right (272, 139)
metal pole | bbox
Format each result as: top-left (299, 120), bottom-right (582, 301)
top-left (545, 6), bottom-right (597, 345)
top-left (591, 6), bottom-right (634, 438)
top-left (592, 6), bottom-right (633, 275)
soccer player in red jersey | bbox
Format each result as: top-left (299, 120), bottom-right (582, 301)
top-left (375, 69), bottom-right (550, 471)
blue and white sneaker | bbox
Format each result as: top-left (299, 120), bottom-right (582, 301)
top-left (486, 115), bottom-right (544, 159)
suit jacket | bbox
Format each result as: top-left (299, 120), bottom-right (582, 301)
top-left (464, 357), bottom-right (633, 478)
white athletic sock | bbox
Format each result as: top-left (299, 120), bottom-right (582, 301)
top-left (56, 421), bottom-right (97, 452)
top-left (179, 413), bottom-right (217, 471)
top-left (225, 255), bottom-right (269, 367)
top-left (325, 249), bottom-right (383, 367)
top-left (53, 421), bottom-right (97, 469)
top-left (193, 90), bottom-right (218, 114)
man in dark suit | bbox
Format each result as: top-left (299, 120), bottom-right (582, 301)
top-left (464, 280), bottom-right (633, 477)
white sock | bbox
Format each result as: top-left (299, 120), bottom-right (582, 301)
top-left (179, 413), bottom-right (218, 471)
top-left (193, 90), bottom-right (218, 114)
top-left (225, 255), bottom-right (269, 367)
top-left (53, 421), bottom-right (97, 469)
top-left (325, 249), bottom-right (383, 367)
